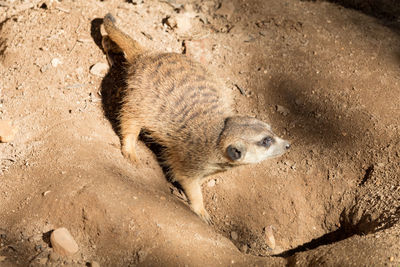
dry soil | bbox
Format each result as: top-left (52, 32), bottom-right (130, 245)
top-left (0, 0), bottom-right (399, 266)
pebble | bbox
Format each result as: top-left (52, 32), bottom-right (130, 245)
top-left (40, 64), bottom-right (50, 73)
top-left (48, 251), bottom-right (60, 262)
top-left (90, 261), bottom-right (100, 267)
top-left (38, 257), bottom-right (48, 265)
top-left (137, 250), bottom-right (147, 263)
top-left (240, 244), bottom-right (248, 253)
top-left (51, 58), bottom-right (62, 67)
top-left (164, 16), bottom-right (177, 29)
top-left (207, 179), bottom-right (216, 187)
top-left (0, 120), bottom-right (17, 143)
top-left (50, 228), bottom-right (79, 256)
top-left (295, 99), bottom-right (303, 106)
top-left (164, 12), bottom-right (194, 36)
top-left (0, 256), bottom-right (6, 262)
top-left (0, 1), bottom-right (10, 7)
top-left (90, 63), bottom-right (109, 77)
top-left (230, 231), bottom-right (238, 240)
top-left (276, 105), bottom-right (289, 116)
top-left (175, 14), bottom-right (192, 33)
top-left (234, 84), bottom-right (245, 95)
top-left (183, 39), bottom-right (212, 65)
top-left (264, 226), bottom-right (276, 249)
top-left (77, 38), bottom-right (92, 43)
top-left (215, 0), bottom-right (235, 19)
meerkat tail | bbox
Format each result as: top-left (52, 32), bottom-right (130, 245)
top-left (103, 13), bottom-right (143, 63)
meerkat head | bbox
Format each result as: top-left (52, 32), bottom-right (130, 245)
top-left (219, 116), bottom-right (290, 165)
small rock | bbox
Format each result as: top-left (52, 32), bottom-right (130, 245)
top-left (90, 63), bottom-right (109, 77)
top-left (164, 16), bottom-right (177, 29)
top-left (164, 12), bottom-right (195, 37)
top-left (259, 31), bottom-right (268, 37)
top-left (48, 251), bottom-right (60, 262)
top-left (295, 99), bottom-right (303, 106)
top-left (215, 0), bottom-right (235, 19)
top-left (50, 228), bottom-right (79, 256)
top-left (38, 257), bottom-right (47, 265)
top-left (76, 67), bottom-right (84, 75)
top-left (230, 231), bottom-right (238, 240)
top-left (207, 179), bottom-right (216, 187)
top-left (175, 15), bottom-right (192, 33)
top-left (0, 256), bottom-right (6, 262)
top-left (240, 244), bottom-right (248, 253)
top-left (137, 250), bottom-right (147, 263)
top-left (90, 261), bottom-right (100, 267)
top-left (234, 84), bottom-right (245, 95)
top-left (244, 34), bottom-right (256, 43)
top-left (77, 38), bottom-right (92, 43)
top-left (128, 0), bottom-right (144, 4)
top-left (276, 105), bottom-right (289, 116)
top-left (32, 234), bottom-right (42, 242)
top-left (183, 39), bottom-right (212, 65)
top-left (51, 58), bottom-right (62, 67)
top-left (40, 64), bottom-right (50, 73)
top-left (264, 226), bottom-right (276, 249)
top-left (0, 120), bottom-right (17, 143)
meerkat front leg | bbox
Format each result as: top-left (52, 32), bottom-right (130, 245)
top-left (179, 178), bottom-right (211, 224)
top-left (119, 119), bottom-right (141, 163)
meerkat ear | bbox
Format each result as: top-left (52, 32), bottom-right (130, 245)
top-left (226, 145), bottom-right (243, 161)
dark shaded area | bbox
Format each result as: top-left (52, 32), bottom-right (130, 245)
top-left (0, 18), bottom-right (11, 57)
top-left (358, 165), bottom-right (374, 186)
top-left (90, 18), bottom-right (129, 136)
top-left (343, 202), bottom-right (400, 235)
top-left (303, 0), bottom-right (400, 22)
top-left (90, 18), bottom-right (105, 53)
top-left (264, 75), bottom-right (367, 153)
top-left (42, 230), bottom-right (53, 247)
top-left (276, 225), bottom-right (354, 258)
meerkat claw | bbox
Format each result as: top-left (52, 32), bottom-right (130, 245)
top-left (199, 209), bottom-right (212, 225)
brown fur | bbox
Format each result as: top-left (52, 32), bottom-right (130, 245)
top-left (102, 13), bottom-right (290, 223)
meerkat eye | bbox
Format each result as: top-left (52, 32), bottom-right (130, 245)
top-left (259, 136), bottom-right (273, 147)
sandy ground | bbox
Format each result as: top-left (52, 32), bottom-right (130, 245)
top-left (0, 0), bottom-right (399, 266)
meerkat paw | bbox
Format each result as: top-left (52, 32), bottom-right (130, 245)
top-left (193, 207), bottom-right (212, 225)
top-left (121, 132), bottom-right (140, 163)
top-left (179, 178), bottom-right (212, 224)
top-left (121, 146), bottom-right (138, 163)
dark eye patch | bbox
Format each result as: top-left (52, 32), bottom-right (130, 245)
top-left (258, 136), bottom-right (273, 147)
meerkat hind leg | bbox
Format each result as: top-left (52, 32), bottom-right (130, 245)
top-left (120, 120), bottom-right (141, 163)
top-left (179, 178), bottom-right (211, 224)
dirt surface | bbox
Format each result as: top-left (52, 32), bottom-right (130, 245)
top-left (0, 0), bottom-right (399, 266)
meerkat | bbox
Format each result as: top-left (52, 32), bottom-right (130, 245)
top-left (102, 13), bottom-right (290, 223)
